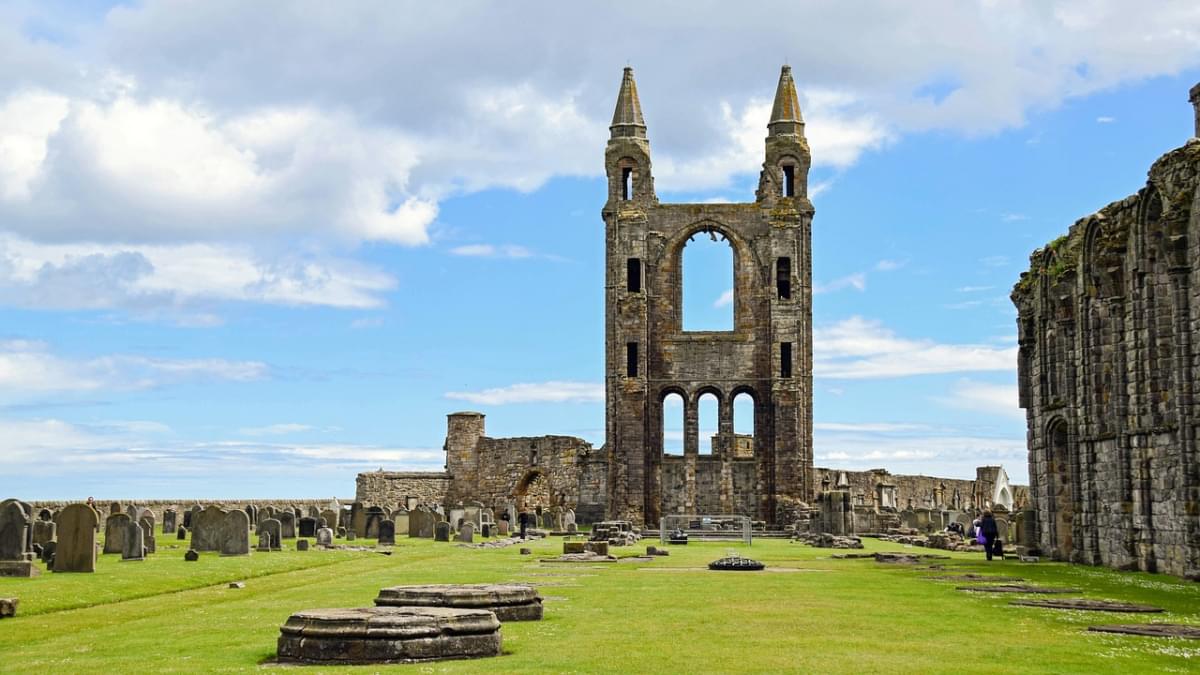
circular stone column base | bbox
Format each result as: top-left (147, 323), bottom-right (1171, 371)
top-left (276, 607), bottom-right (501, 664)
top-left (708, 557), bottom-right (765, 571)
top-left (375, 584), bottom-right (543, 622)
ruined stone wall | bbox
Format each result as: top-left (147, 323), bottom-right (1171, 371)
top-left (355, 472), bottom-right (450, 509)
top-left (604, 66), bottom-right (814, 527)
top-left (810, 467), bottom-right (1024, 513)
top-left (660, 456), bottom-right (757, 518)
top-left (1012, 100), bottom-right (1200, 578)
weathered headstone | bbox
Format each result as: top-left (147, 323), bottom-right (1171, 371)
top-left (464, 504), bottom-right (482, 530)
top-left (162, 509), bottom-right (177, 534)
top-left (31, 519), bottom-right (56, 547)
top-left (39, 541), bottom-right (56, 566)
top-left (103, 513), bottom-right (131, 555)
top-left (121, 521), bottom-right (145, 562)
top-left (298, 517), bottom-right (317, 538)
top-left (244, 505), bottom-right (258, 524)
top-left (184, 549), bottom-right (199, 561)
top-left (297, 539), bottom-right (309, 551)
top-left (481, 523), bottom-right (492, 538)
top-left (497, 521), bottom-right (510, 536)
top-left (261, 518), bottom-right (283, 551)
top-left (53, 504), bottom-right (99, 573)
top-left (449, 508), bottom-right (466, 532)
top-left (320, 509), bottom-right (338, 531)
top-left (191, 505), bottom-right (228, 552)
top-left (435, 521), bottom-right (451, 542)
top-left (139, 517), bottom-right (156, 554)
top-left (365, 507), bottom-right (385, 539)
top-left (346, 529), bottom-right (356, 541)
top-left (279, 511), bottom-right (296, 540)
top-left (219, 510), bottom-right (251, 556)
top-left (393, 509), bottom-right (409, 536)
top-left (350, 502), bottom-right (366, 538)
top-left (316, 527), bottom-right (334, 547)
top-left (378, 519), bottom-right (396, 545)
top-left (456, 523), bottom-right (475, 543)
top-left (257, 533), bottom-right (272, 552)
top-left (177, 526), bottom-right (188, 540)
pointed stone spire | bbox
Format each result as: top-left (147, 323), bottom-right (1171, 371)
top-left (768, 65), bottom-right (804, 137)
top-left (610, 67), bottom-right (647, 140)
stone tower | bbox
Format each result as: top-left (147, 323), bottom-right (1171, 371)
top-left (603, 66), bottom-right (815, 527)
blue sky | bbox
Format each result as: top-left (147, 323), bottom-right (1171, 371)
top-left (2, 1), bottom-right (1199, 499)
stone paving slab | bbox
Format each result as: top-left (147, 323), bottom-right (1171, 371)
top-left (1012, 599), bottom-right (1163, 613)
top-left (1087, 624), bottom-right (1200, 639)
top-left (926, 574), bottom-right (1025, 582)
top-left (956, 584), bottom-right (1079, 594)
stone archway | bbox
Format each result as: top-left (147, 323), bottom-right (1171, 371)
top-left (514, 470), bottom-right (552, 514)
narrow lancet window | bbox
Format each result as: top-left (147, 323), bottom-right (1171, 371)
top-left (622, 167), bottom-right (632, 200)
top-left (780, 342), bottom-right (792, 378)
top-left (627, 258), bottom-right (642, 292)
top-left (776, 257), bottom-right (791, 299)
top-left (783, 165), bottom-right (795, 197)
top-left (626, 342), bottom-right (638, 377)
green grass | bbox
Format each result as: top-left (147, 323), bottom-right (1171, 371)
top-left (2, 531), bottom-right (1199, 673)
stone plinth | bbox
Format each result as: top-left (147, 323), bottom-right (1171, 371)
top-left (375, 584), bottom-right (543, 622)
top-left (0, 561), bottom-right (39, 577)
top-left (276, 606), bottom-right (501, 664)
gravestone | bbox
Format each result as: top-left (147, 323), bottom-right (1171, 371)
top-left (337, 527), bottom-right (347, 538)
top-left (564, 509), bottom-right (576, 530)
top-left (378, 519), bottom-right (396, 545)
top-left (296, 539), bottom-right (309, 551)
top-left (37, 508), bottom-right (53, 521)
top-left (464, 503), bottom-right (482, 530)
top-left (162, 509), bottom-right (177, 535)
top-left (177, 526), bottom-right (188, 540)
top-left (39, 541), bottom-right (56, 565)
top-left (103, 513), bottom-right (131, 554)
top-left (257, 532), bottom-right (273, 552)
top-left (482, 508), bottom-right (495, 525)
top-left (244, 505), bottom-right (258, 524)
top-left (393, 509), bottom-right (409, 536)
top-left (31, 520), bottom-right (56, 546)
top-left (126, 504), bottom-right (141, 517)
top-left (261, 518), bottom-right (283, 551)
top-left (409, 506), bottom-right (433, 539)
top-left (298, 517), bottom-right (317, 538)
top-left (191, 505), bottom-right (228, 552)
top-left (139, 517), bottom-right (156, 554)
top-left (435, 521), bottom-right (451, 542)
top-left (481, 523), bottom-right (492, 538)
top-left (108, 502), bottom-right (122, 518)
top-left (316, 527), bottom-right (334, 547)
top-left (346, 529), bottom-right (356, 541)
top-left (53, 504), bottom-right (99, 573)
top-left (365, 507), bottom-right (385, 539)
top-left (456, 523), bottom-right (475, 543)
top-left (121, 521), bottom-right (145, 561)
top-left (350, 502), bottom-right (366, 538)
top-left (449, 508), bottom-right (466, 532)
top-left (184, 549), bottom-right (199, 561)
top-left (219, 510), bottom-right (251, 556)
top-left (307, 505), bottom-right (320, 518)
top-left (320, 509), bottom-right (338, 531)
top-left (0, 500), bottom-right (37, 577)
top-left (279, 511), bottom-right (296, 540)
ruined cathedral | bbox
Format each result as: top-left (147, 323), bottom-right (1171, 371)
top-left (358, 67), bottom-right (1019, 529)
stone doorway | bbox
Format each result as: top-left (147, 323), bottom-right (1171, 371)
top-left (514, 470), bottom-right (552, 513)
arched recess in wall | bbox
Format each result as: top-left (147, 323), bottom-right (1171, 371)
top-left (732, 387), bottom-right (756, 458)
top-left (514, 469), bottom-right (552, 513)
top-left (697, 390), bottom-right (719, 455)
top-left (682, 228), bottom-right (734, 331)
top-left (1045, 419), bottom-right (1074, 557)
top-left (661, 390), bottom-right (685, 456)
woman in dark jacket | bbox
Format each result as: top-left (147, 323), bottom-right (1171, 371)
top-left (979, 511), bottom-right (1001, 561)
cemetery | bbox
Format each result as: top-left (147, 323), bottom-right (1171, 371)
top-left (2, 496), bottom-right (1200, 671)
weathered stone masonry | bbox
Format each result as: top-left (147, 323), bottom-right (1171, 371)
top-left (604, 66), bottom-right (814, 527)
top-left (1012, 85), bottom-right (1200, 579)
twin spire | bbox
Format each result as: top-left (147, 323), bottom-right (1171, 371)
top-left (609, 65), bottom-right (805, 139)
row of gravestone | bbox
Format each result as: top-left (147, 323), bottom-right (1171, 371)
top-left (1, 499), bottom-right (108, 574)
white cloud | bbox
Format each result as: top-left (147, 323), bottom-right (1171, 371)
top-left (444, 380), bottom-right (604, 405)
top-left (0, 234), bottom-right (397, 313)
top-left (0, 90), bottom-right (70, 201)
top-left (937, 379), bottom-right (1023, 419)
top-left (814, 422), bottom-right (932, 432)
top-left (238, 423), bottom-right (314, 436)
top-left (814, 316), bottom-right (1016, 379)
top-left (875, 259), bottom-right (907, 272)
top-left (449, 244), bottom-right (534, 259)
top-left (814, 422), bottom-right (1028, 482)
top-left (814, 272), bottom-right (867, 295)
top-left (713, 288), bottom-right (734, 308)
top-left (1096, 115), bottom-right (1116, 123)
top-left (0, 340), bottom-right (267, 398)
top-left (957, 285), bottom-right (995, 292)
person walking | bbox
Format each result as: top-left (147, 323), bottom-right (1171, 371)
top-left (980, 510), bottom-right (1001, 561)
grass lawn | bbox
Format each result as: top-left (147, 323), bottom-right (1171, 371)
top-left (1, 531), bottom-right (1199, 673)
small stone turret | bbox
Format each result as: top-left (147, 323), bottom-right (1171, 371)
top-left (1190, 82), bottom-right (1200, 137)
top-left (444, 412), bottom-right (485, 503)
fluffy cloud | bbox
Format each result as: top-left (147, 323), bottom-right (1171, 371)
top-left (814, 421), bottom-right (1027, 482)
top-left (938, 379), bottom-right (1024, 419)
top-left (0, 340), bottom-right (267, 398)
top-left (449, 244), bottom-right (534, 259)
top-left (444, 381), bottom-right (603, 405)
top-left (814, 316), bottom-right (1016, 379)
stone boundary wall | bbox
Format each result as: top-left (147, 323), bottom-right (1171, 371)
top-left (27, 498), bottom-right (355, 522)
top-left (355, 471), bottom-right (450, 509)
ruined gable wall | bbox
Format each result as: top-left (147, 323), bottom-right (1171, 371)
top-left (1013, 134), bottom-right (1200, 578)
top-left (355, 471), bottom-right (450, 509)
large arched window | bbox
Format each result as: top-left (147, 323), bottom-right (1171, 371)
top-left (732, 391), bottom-right (755, 458)
top-left (698, 392), bottom-right (718, 455)
top-left (662, 392), bottom-right (684, 456)
top-left (682, 229), bottom-right (734, 331)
